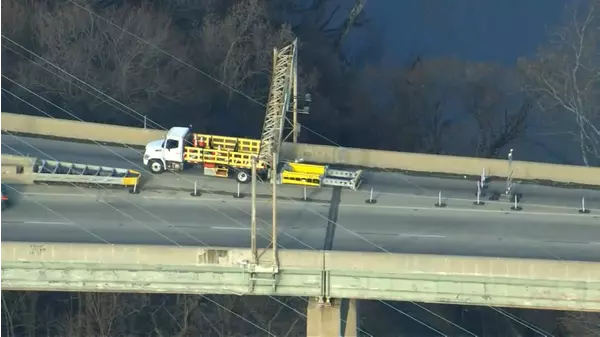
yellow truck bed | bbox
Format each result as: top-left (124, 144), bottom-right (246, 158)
top-left (184, 146), bottom-right (268, 170)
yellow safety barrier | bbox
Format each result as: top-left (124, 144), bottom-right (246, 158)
top-left (281, 171), bottom-right (321, 187)
top-left (287, 162), bottom-right (327, 175)
top-left (280, 162), bottom-right (327, 187)
top-left (122, 170), bottom-right (142, 187)
top-left (3, 112), bottom-right (600, 186)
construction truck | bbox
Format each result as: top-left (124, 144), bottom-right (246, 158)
top-left (142, 126), bottom-right (363, 190)
top-left (143, 126), bottom-right (266, 183)
top-left (143, 38), bottom-right (362, 190)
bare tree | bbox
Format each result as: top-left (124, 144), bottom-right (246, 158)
top-left (376, 57), bottom-right (469, 154)
top-left (559, 311), bottom-right (600, 336)
top-left (57, 293), bottom-right (123, 337)
top-left (1, 0), bottom-right (36, 52)
top-left (5, 0), bottom-right (195, 125)
top-left (242, 296), bottom-right (305, 337)
top-left (1, 0), bottom-right (38, 96)
top-left (519, 0), bottom-right (600, 166)
top-left (150, 294), bottom-right (202, 337)
top-left (188, 0), bottom-right (295, 132)
top-left (461, 62), bottom-right (531, 158)
top-left (194, 0), bottom-right (294, 98)
top-left (374, 57), bottom-right (531, 157)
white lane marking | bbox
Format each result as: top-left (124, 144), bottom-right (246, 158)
top-left (144, 195), bottom-right (173, 199)
top-left (110, 190), bottom-right (599, 212)
top-left (350, 189), bottom-right (599, 212)
top-left (24, 221), bottom-right (72, 225)
top-left (339, 203), bottom-right (600, 219)
top-left (399, 234), bottom-right (445, 238)
top-left (90, 192), bottom-right (600, 219)
top-left (22, 192), bottom-right (96, 197)
top-left (16, 177), bottom-right (600, 211)
top-left (16, 191), bottom-right (599, 219)
top-left (211, 226), bottom-right (250, 231)
top-left (22, 188), bottom-right (600, 210)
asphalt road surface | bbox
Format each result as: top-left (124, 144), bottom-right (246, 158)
top-left (2, 135), bottom-right (600, 261)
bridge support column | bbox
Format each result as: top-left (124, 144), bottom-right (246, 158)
top-left (306, 298), bottom-right (358, 337)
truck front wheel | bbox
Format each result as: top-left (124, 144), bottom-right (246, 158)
top-left (149, 160), bottom-right (164, 174)
top-left (235, 170), bottom-right (250, 184)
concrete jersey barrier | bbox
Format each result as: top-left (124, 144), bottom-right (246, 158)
top-left (3, 112), bottom-right (600, 186)
top-left (1, 112), bottom-right (163, 146)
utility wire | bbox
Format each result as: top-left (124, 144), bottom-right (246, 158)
top-left (0, 86), bottom-right (373, 336)
top-left (0, 170), bottom-right (277, 337)
top-left (1, 6), bottom-right (553, 334)
top-left (0, 28), bottom-right (518, 337)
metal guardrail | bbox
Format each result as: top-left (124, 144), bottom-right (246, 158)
top-left (322, 168), bottom-right (363, 190)
top-left (32, 159), bottom-right (141, 187)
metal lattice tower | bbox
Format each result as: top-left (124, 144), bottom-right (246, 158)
top-left (258, 39), bottom-right (298, 164)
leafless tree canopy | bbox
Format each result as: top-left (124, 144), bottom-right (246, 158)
top-left (1, 292), bottom-right (307, 337)
top-left (367, 57), bottom-right (531, 158)
top-left (2, 291), bottom-right (599, 337)
top-left (2, 0), bottom-right (542, 159)
top-left (519, 0), bottom-right (600, 166)
top-left (1, 1), bottom-right (599, 335)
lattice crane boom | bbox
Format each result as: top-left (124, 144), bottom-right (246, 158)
top-left (258, 39), bottom-right (298, 165)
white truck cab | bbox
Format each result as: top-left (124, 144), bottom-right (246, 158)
top-left (143, 127), bottom-right (192, 173)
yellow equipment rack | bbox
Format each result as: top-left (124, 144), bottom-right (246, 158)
top-left (183, 133), bottom-right (268, 170)
top-left (182, 133), bottom-right (363, 190)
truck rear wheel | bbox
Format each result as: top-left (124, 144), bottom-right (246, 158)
top-left (149, 160), bottom-right (164, 174)
top-left (235, 170), bottom-right (250, 184)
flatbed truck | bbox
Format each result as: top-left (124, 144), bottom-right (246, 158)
top-left (142, 126), bottom-right (363, 190)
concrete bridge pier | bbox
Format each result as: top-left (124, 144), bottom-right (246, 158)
top-left (306, 297), bottom-right (359, 337)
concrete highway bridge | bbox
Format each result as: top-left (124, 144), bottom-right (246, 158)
top-left (2, 112), bottom-right (600, 336)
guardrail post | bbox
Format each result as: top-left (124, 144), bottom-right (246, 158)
top-left (129, 180), bottom-right (140, 194)
top-left (301, 186), bottom-right (312, 201)
top-left (190, 181), bottom-right (201, 197)
top-left (505, 149), bottom-right (514, 196)
top-left (481, 167), bottom-right (487, 186)
top-left (510, 193), bottom-right (522, 211)
top-left (474, 182), bottom-right (485, 206)
top-left (434, 191), bottom-right (446, 207)
top-left (579, 197), bottom-right (590, 214)
top-left (365, 188), bottom-right (377, 204)
top-left (233, 182), bottom-right (244, 198)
